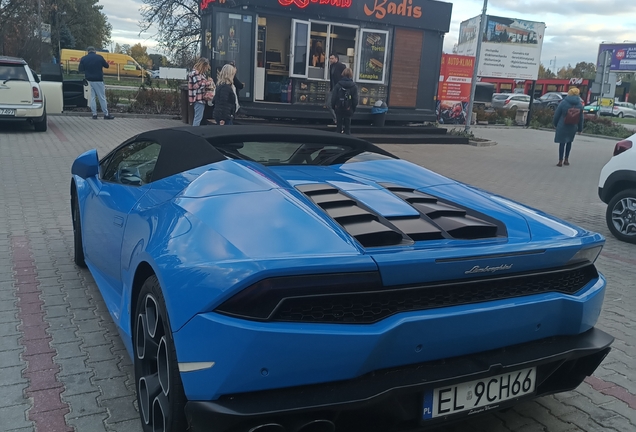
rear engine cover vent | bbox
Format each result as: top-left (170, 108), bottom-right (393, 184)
top-left (380, 183), bottom-right (504, 240)
top-left (296, 184), bottom-right (408, 247)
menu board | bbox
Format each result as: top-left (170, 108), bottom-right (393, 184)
top-left (357, 84), bottom-right (388, 107)
top-left (294, 79), bottom-right (328, 105)
top-left (356, 29), bottom-right (389, 84)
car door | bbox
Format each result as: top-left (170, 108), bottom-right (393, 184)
top-left (82, 139), bottom-right (161, 292)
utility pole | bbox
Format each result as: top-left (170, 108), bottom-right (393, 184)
top-left (550, 56), bottom-right (557, 76)
top-left (464, 0), bottom-right (488, 133)
top-left (37, 0), bottom-right (42, 66)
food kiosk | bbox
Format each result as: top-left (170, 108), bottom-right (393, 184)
top-left (200, 0), bottom-right (452, 123)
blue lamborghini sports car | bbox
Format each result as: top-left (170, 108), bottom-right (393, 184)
top-left (70, 126), bottom-right (613, 432)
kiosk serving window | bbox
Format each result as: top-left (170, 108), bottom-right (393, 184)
top-left (356, 29), bottom-right (389, 84)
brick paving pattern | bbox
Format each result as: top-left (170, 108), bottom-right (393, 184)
top-left (0, 117), bottom-right (634, 431)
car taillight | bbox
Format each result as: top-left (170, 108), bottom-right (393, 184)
top-left (32, 86), bottom-right (42, 103)
top-left (613, 139), bottom-right (633, 156)
top-left (504, 99), bottom-right (510, 105)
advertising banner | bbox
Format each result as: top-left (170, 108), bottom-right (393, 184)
top-left (597, 43), bottom-right (636, 72)
top-left (436, 54), bottom-right (475, 124)
top-left (456, 15), bottom-right (545, 80)
top-left (356, 29), bottom-right (389, 83)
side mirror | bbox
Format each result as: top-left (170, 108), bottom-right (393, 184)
top-left (72, 149), bottom-right (99, 179)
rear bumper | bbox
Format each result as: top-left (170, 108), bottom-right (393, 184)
top-left (184, 327), bottom-right (613, 432)
top-left (0, 103), bottom-right (44, 119)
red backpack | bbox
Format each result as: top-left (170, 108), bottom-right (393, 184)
top-left (564, 107), bottom-right (581, 125)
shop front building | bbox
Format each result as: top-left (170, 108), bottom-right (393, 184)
top-left (200, 0), bottom-right (452, 122)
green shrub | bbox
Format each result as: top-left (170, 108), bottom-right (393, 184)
top-left (583, 116), bottom-right (633, 138)
top-left (131, 88), bottom-right (180, 114)
top-left (528, 107), bottom-right (554, 128)
top-left (105, 90), bottom-right (121, 108)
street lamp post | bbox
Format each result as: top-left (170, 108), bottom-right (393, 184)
top-left (464, 0), bottom-right (488, 133)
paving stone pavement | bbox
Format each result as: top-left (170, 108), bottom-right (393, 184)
top-left (0, 117), bottom-right (634, 432)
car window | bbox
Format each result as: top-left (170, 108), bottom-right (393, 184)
top-left (0, 64), bottom-right (29, 82)
top-left (493, 94), bottom-right (509, 100)
top-left (102, 141), bottom-right (161, 186)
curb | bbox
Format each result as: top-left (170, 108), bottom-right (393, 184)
top-left (51, 112), bottom-right (180, 120)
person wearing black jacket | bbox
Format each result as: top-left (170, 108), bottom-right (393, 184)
top-left (330, 68), bottom-right (358, 135)
top-left (79, 47), bottom-right (114, 120)
top-left (212, 64), bottom-right (237, 125)
top-left (328, 53), bottom-right (346, 123)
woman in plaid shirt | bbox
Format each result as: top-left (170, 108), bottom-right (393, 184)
top-left (188, 58), bottom-right (214, 126)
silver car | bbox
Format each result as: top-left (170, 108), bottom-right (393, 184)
top-left (611, 102), bottom-right (636, 118)
top-left (492, 93), bottom-right (531, 110)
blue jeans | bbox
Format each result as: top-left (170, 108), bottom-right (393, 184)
top-left (88, 81), bottom-right (108, 116)
top-left (558, 142), bottom-right (572, 160)
top-left (192, 102), bottom-right (205, 126)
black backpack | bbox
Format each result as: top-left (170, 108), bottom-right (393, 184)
top-left (337, 86), bottom-right (353, 112)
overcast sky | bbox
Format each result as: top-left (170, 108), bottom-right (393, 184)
top-left (100, 0), bottom-right (636, 71)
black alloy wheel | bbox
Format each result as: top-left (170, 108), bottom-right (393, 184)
top-left (606, 188), bottom-right (636, 244)
top-left (72, 195), bottom-right (86, 267)
top-left (134, 276), bottom-right (188, 432)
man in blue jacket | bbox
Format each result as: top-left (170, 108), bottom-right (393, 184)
top-left (79, 47), bottom-right (115, 120)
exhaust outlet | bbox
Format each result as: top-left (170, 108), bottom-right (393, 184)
top-left (248, 423), bottom-right (286, 432)
top-left (295, 419), bottom-right (335, 432)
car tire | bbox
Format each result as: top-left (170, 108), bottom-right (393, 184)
top-left (34, 111), bottom-right (47, 132)
top-left (134, 276), bottom-right (188, 432)
top-left (617, 112), bottom-right (624, 118)
top-left (72, 194), bottom-right (87, 268)
top-left (605, 188), bottom-right (636, 244)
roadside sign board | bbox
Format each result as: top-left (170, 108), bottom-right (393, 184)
top-left (599, 97), bottom-right (614, 115)
top-left (597, 43), bottom-right (636, 72)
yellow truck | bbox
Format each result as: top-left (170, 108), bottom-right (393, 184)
top-left (60, 49), bottom-right (149, 78)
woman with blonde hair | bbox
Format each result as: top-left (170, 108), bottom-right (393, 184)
top-left (552, 87), bottom-right (584, 166)
top-left (212, 64), bottom-right (237, 125)
top-left (187, 57), bottom-right (214, 126)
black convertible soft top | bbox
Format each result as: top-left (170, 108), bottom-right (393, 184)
top-left (134, 125), bottom-right (395, 182)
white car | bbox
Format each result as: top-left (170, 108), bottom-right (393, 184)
top-left (0, 56), bottom-right (63, 132)
top-left (150, 70), bottom-right (160, 79)
top-left (598, 132), bottom-right (636, 243)
top-left (610, 101), bottom-right (636, 118)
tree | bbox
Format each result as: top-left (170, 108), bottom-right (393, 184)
top-left (114, 43), bottom-right (123, 54)
top-left (61, 0), bottom-right (111, 50)
top-left (149, 53), bottom-right (169, 69)
top-left (129, 43), bottom-right (152, 68)
top-left (538, 64), bottom-right (555, 79)
top-left (140, 0), bottom-right (201, 59)
top-left (556, 64), bottom-right (574, 79)
top-left (571, 62), bottom-right (596, 79)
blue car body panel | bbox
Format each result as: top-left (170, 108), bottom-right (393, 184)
top-left (71, 128), bottom-right (609, 421)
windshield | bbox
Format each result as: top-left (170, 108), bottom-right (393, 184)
top-left (209, 141), bottom-right (386, 166)
top-left (0, 64), bottom-right (28, 82)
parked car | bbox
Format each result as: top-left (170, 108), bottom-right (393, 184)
top-left (491, 93), bottom-right (531, 110)
top-left (605, 101), bottom-right (636, 118)
top-left (531, 92), bottom-right (569, 110)
top-left (149, 70), bottom-right (161, 79)
top-left (598, 132), bottom-right (636, 243)
top-left (491, 93), bottom-right (509, 106)
top-left (0, 56), bottom-right (63, 131)
top-left (70, 126), bottom-right (613, 432)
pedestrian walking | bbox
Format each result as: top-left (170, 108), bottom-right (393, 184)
top-left (229, 61), bottom-right (244, 116)
top-left (328, 53), bottom-right (346, 123)
top-left (188, 58), bottom-right (215, 126)
top-left (553, 87), bottom-right (584, 167)
top-left (330, 67), bottom-right (358, 135)
top-left (79, 47), bottom-right (115, 120)
top-left (212, 64), bottom-right (237, 126)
